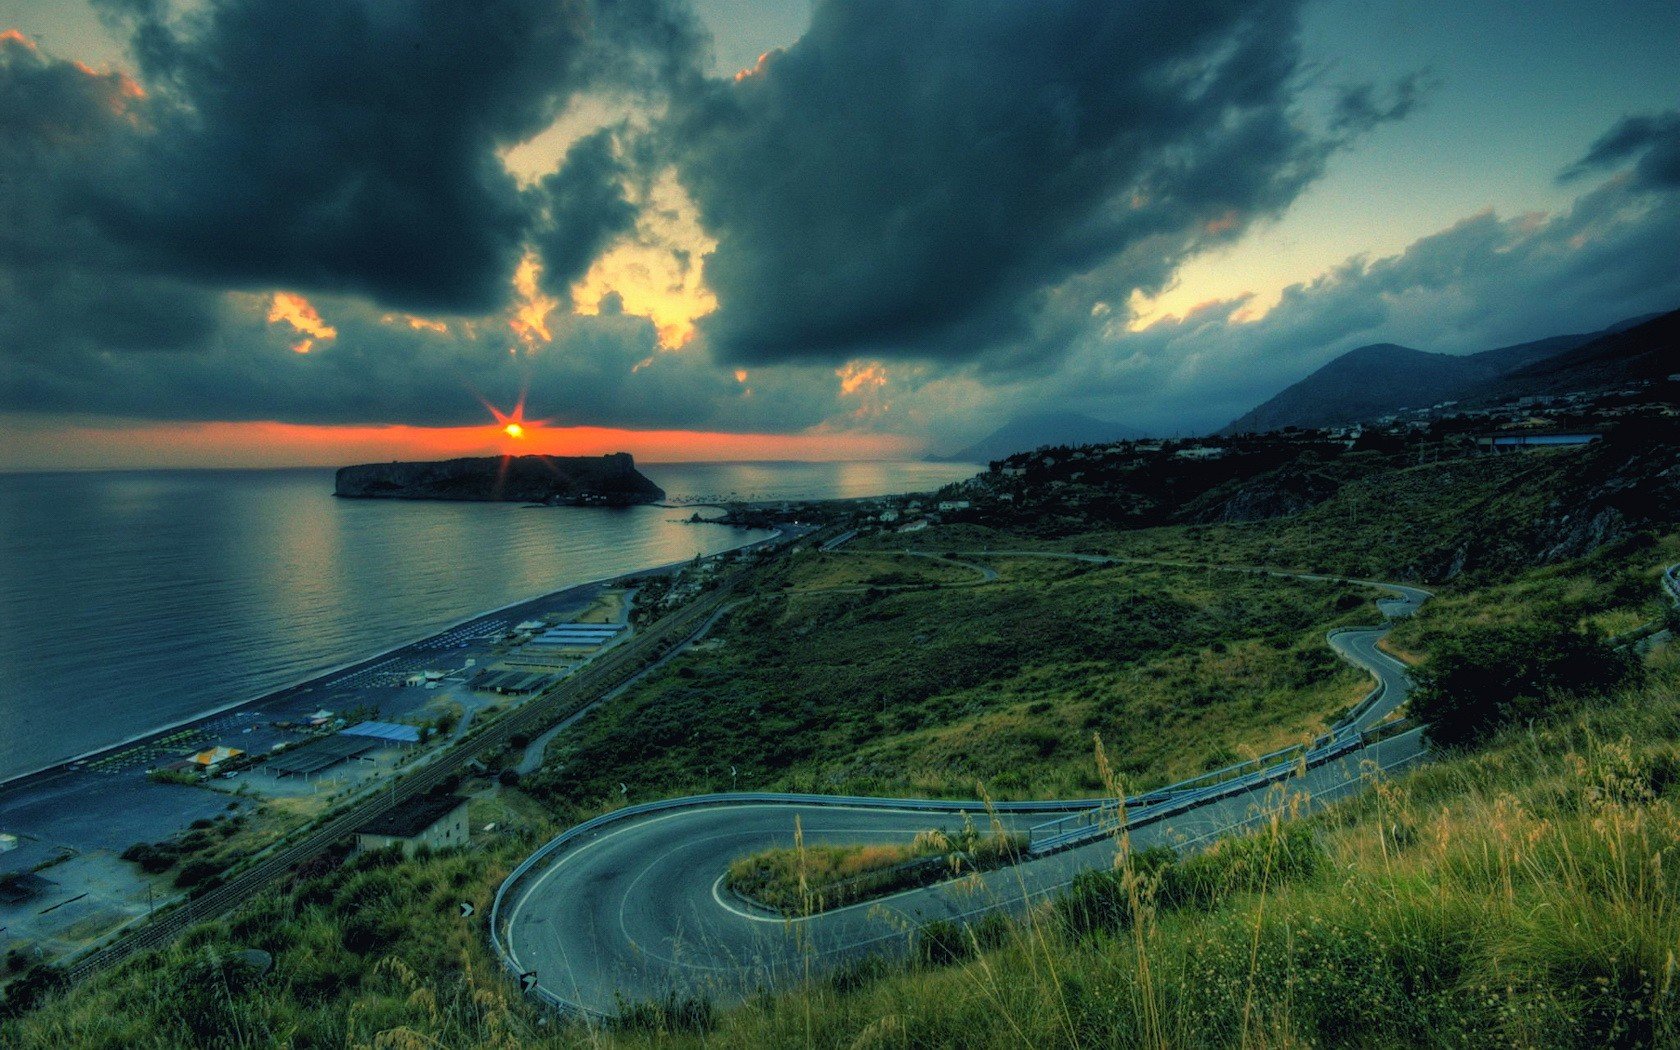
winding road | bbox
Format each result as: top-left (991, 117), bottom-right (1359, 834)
top-left (496, 557), bottom-right (1431, 1016)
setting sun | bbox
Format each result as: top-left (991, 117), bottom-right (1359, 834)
top-left (503, 422), bottom-right (525, 439)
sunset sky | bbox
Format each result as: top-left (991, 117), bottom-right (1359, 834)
top-left (2, 0), bottom-right (1678, 469)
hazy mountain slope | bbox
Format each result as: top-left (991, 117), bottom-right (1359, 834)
top-left (1220, 326), bottom-right (1634, 434)
top-left (1468, 307), bottom-right (1680, 402)
top-left (1221, 343), bottom-right (1511, 434)
top-left (938, 411), bottom-right (1141, 463)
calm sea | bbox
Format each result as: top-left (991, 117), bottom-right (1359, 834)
top-left (0, 461), bottom-right (975, 782)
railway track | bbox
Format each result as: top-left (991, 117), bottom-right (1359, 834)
top-left (64, 569), bottom-right (751, 984)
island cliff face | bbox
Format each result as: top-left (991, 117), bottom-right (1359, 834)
top-left (334, 453), bottom-right (664, 505)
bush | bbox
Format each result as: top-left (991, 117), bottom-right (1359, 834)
top-left (0, 964), bottom-right (66, 1018)
top-left (340, 914), bottom-right (388, 955)
top-left (1411, 623), bottom-right (1641, 747)
top-left (612, 991), bottom-right (715, 1034)
top-left (121, 842), bottom-right (179, 874)
top-left (174, 858), bottom-right (222, 888)
top-left (913, 918), bottom-right (974, 967)
top-left (1056, 846), bottom-right (1177, 938)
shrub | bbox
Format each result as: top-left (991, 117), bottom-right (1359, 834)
top-left (1411, 622), bottom-right (1640, 747)
top-left (121, 841), bottom-right (179, 874)
top-left (913, 918), bottom-right (973, 967)
top-left (340, 914), bottom-right (388, 955)
top-left (1056, 846), bottom-right (1176, 938)
top-left (612, 991), bottom-right (716, 1034)
top-left (174, 858), bottom-right (222, 889)
top-left (0, 964), bottom-right (66, 1019)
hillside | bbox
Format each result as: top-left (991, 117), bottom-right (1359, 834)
top-left (1466, 307), bottom-right (1680, 403)
top-left (937, 411), bottom-right (1142, 464)
top-left (1222, 332), bottom-right (1591, 434)
top-left (6, 436), bottom-right (1680, 1044)
top-left (1218, 307), bottom-right (1676, 436)
top-left (332, 452), bottom-right (664, 504)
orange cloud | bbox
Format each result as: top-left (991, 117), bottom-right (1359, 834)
top-left (734, 50), bottom-right (778, 82)
top-left (1203, 210), bottom-right (1241, 236)
top-left (380, 312), bottom-right (449, 334)
top-left (570, 169), bottom-right (716, 350)
top-left (509, 250), bottom-right (558, 346)
top-left (73, 60), bottom-right (146, 104)
top-left (267, 292), bottom-right (337, 353)
top-left (1, 28), bottom-right (39, 51)
top-left (836, 361), bottom-right (888, 395)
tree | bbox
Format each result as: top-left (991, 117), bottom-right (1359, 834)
top-left (1411, 622), bottom-right (1640, 747)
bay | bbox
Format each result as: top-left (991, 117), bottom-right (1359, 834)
top-left (0, 460), bottom-right (976, 781)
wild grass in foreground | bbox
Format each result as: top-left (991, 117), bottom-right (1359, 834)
top-left (639, 669), bottom-right (1680, 1048)
top-left (8, 664), bottom-right (1679, 1047)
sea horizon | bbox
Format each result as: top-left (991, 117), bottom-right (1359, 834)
top-left (0, 460), bottom-right (977, 782)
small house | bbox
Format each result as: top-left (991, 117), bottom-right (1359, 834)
top-left (356, 795), bottom-right (471, 857)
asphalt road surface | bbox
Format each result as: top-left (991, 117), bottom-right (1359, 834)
top-left (501, 561), bottom-right (1430, 1015)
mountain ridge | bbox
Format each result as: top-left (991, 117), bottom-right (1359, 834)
top-left (1221, 311), bottom-right (1666, 434)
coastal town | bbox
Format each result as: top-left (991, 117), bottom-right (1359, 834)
top-left (0, 535), bottom-right (793, 974)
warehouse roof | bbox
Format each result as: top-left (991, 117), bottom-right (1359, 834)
top-left (342, 721), bottom-right (422, 744)
top-left (360, 794), bottom-right (468, 839)
top-left (267, 734), bottom-right (379, 776)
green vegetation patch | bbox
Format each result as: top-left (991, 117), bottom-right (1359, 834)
top-left (527, 557), bottom-right (1377, 810)
top-left (726, 821), bottom-right (1025, 915)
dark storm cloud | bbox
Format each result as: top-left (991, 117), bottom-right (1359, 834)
top-left (0, 287), bottom-right (843, 433)
top-left (531, 127), bottom-right (639, 299)
top-left (0, 3), bottom-right (733, 433)
top-left (663, 0), bottom-right (1407, 368)
top-left (1560, 109), bottom-right (1680, 191)
top-left (1034, 158), bottom-right (1680, 434)
top-left (80, 0), bottom-right (702, 315)
top-left (0, 32), bottom-right (228, 361)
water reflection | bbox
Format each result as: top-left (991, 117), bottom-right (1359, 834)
top-left (0, 467), bottom-right (792, 780)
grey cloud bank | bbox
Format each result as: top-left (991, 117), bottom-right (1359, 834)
top-left (0, 0), bottom-right (1677, 449)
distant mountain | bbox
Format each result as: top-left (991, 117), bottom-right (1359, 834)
top-left (1464, 308), bottom-right (1680, 403)
top-left (937, 412), bottom-right (1142, 464)
top-left (1222, 312), bottom-right (1664, 434)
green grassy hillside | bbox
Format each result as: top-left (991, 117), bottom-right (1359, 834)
top-left (6, 443), bottom-right (1678, 1046)
top-left (524, 555), bottom-right (1375, 808)
top-left (10, 659), bottom-right (1675, 1048)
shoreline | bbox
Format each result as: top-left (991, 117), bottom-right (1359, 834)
top-left (0, 525), bottom-right (782, 794)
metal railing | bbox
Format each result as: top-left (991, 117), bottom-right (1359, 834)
top-left (489, 724), bottom-right (1430, 1016)
top-left (489, 565), bottom-right (1442, 1012)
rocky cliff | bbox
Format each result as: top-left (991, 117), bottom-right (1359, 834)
top-left (334, 453), bottom-right (664, 505)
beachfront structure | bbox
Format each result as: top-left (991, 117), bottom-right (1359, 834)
top-left (356, 794), bottom-right (470, 857)
top-left (524, 622), bottom-right (626, 653)
top-left (191, 746), bottom-right (244, 770)
top-left (342, 721), bottom-right (423, 746)
top-left (266, 734), bottom-right (381, 778)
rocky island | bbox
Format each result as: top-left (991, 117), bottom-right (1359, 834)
top-left (334, 453), bottom-right (664, 505)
